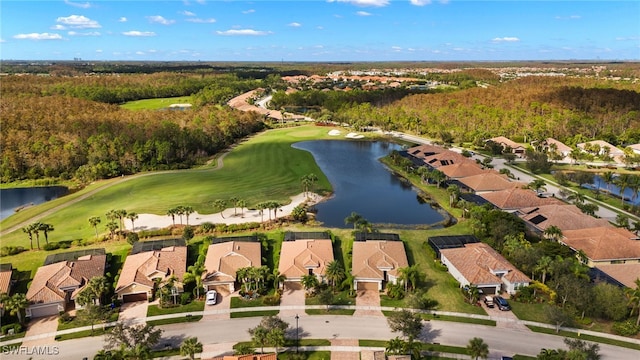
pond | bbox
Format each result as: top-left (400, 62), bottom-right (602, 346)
top-left (0, 186), bottom-right (69, 220)
top-left (293, 140), bottom-right (447, 229)
top-left (585, 174), bottom-right (640, 205)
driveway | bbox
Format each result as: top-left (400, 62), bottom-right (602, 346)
top-left (203, 285), bottom-right (234, 321)
top-left (280, 282), bottom-right (306, 317)
top-left (21, 315), bottom-right (59, 346)
top-left (118, 300), bottom-right (149, 324)
top-left (330, 339), bottom-right (359, 360)
top-left (482, 296), bottom-right (529, 331)
top-left (354, 290), bottom-right (382, 317)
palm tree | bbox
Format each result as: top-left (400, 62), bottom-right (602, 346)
top-left (236, 199), bottom-right (247, 217)
top-left (357, 219), bottom-right (375, 235)
top-left (85, 276), bottom-right (109, 305)
top-left (543, 225), bottom-right (563, 241)
top-left (535, 256), bottom-right (553, 284)
top-left (183, 263), bottom-right (206, 299)
top-left (385, 337), bottom-right (405, 355)
top-left (213, 199), bottom-right (227, 219)
top-left (88, 216), bottom-right (101, 238)
top-left (567, 191), bottom-right (586, 205)
top-left (256, 202), bottom-right (267, 222)
top-left (229, 197), bottom-right (239, 216)
top-left (271, 270), bottom-right (286, 290)
top-left (31, 222), bottom-right (42, 249)
top-left (447, 184), bottom-right (460, 207)
top-left (1, 293), bottom-right (28, 325)
top-left (325, 260), bottom-right (345, 290)
top-left (628, 175), bottom-right (640, 205)
top-left (344, 211), bottom-right (364, 230)
top-left (175, 205), bottom-right (185, 225)
top-left (183, 206), bottom-right (194, 225)
top-left (126, 212), bottom-right (138, 231)
top-left (398, 265), bottom-right (424, 292)
top-left (528, 179), bottom-right (547, 194)
top-left (114, 209), bottom-right (127, 231)
top-left (300, 176), bottom-right (312, 196)
top-left (625, 279), bottom-right (640, 326)
top-left (467, 337), bottom-right (489, 360)
top-left (614, 173), bottom-right (632, 205)
top-left (431, 170), bottom-right (446, 188)
top-left (601, 171), bottom-right (615, 195)
top-left (166, 208), bottom-right (177, 226)
top-left (22, 225), bottom-right (34, 250)
top-left (301, 274), bottom-right (319, 293)
top-left (180, 337), bottom-right (203, 360)
top-left (616, 214), bottom-right (631, 229)
top-left (37, 222), bottom-right (54, 244)
top-left (105, 221), bottom-right (119, 240)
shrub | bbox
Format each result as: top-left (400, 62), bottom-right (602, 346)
top-left (262, 293), bottom-right (281, 306)
top-left (180, 292), bottom-right (192, 305)
top-left (182, 226), bottom-right (194, 241)
top-left (200, 222), bottom-right (215, 233)
top-left (612, 320), bottom-right (640, 337)
top-left (58, 313), bottom-right (74, 324)
top-left (0, 246), bottom-right (26, 256)
top-left (43, 242), bottom-right (61, 251)
top-left (126, 232), bottom-right (139, 245)
top-left (1, 323), bottom-right (23, 335)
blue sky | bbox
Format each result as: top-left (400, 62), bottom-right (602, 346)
top-left (1, 1), bottom-right (639, 61)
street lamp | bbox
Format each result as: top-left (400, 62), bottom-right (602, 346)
top-left (295, 314), bottom-right (300, 353)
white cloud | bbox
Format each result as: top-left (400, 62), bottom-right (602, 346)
top-left (56, 15), bottom-right (101, 29)
top-left (242, 9), bottom-right (255, 14)
top-left (492, 37), bottom-right (520, 42)
top-left (317, 26), bottom-right (324, 30)
top-left (51, 25), bottom-right (67, 30)
top-left (329, 0), bottom-right (389, 7)
top-left (410, 0), bottom-right (432, 6)
top-left (186, 18), bottom-right (216, 23)
top-left (68, 31), bottom-right (101, 36)
top-left (356, 11), bottom-right (372, 16)
top-left (616, 36), bottom-right (639, 41)
top-left (119, 17), bottom-right (127, 22)
top-left (136, 51), bottom-right (145, 55)
top-left (216, 29), bottom-right (270, 36)
top-left (13, 33), bottom-right (63, 40)
top-left (391, 46), bottom-right (402, 50)
top-left (64, 0), bottom-right (91, 9)
top-left (555, 15), bottom-right (581, 20)
top-left (0, 39), bottom-right (6, 43)
top-left (96, 49), bottom-right (103, 53)
top-left (147, 16), bottom-right (175, 25)
top-left (180, 11), bottom-right (196, 16)
top-left (288, 22), bottom-right (302, 27)
top-left (122, 30), bottom-right (156, 37)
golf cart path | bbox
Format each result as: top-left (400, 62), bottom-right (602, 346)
top-left (0, 151), bottom-right (230, 237)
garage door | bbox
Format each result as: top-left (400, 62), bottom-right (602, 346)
top-left (357, 282), bottom-right (379, 291)
top-left (479, 287), bottom-right (496, 295)
top-left (284, 281), bottom-right (302, 291)
top-left (29, 303), bottom-right (61, 318)
top-left (122, 293), bottom-right (148, 303)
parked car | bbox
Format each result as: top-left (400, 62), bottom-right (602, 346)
top-left (495, 296), bottom-right (511, 311)
top-left (205, 290), bottom-right (217, 305)
top-left (484, 296), bottom-right (495, 308)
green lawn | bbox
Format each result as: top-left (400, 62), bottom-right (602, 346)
top-left (55, 326), bottom-right (112, 341)
top-left (526, 325), bottom-right (640, 351)
top-left (231, 294), bottom-right (279, 308)
top-left (120, 96), bottom-right (193, 110)
top-left (230, 310), bottom-right (279, 318)
top-left (305, 309), bottom-right (355, 315)
top-left (278, 351), bottom-right (331, 360)
top-left (509, 301), bottom-right (552, 324)
top-left (147, 301), bottom-right (205, 317)
top-left (146, 315), bottom-right (203, 326)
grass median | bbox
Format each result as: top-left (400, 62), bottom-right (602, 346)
top-left (526, 325), bottom-right (640, 351)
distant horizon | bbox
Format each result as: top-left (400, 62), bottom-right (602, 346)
top-left (2, 1), bottom-right (639, 62)
top-left (3, 59), bottom-right (639, 64)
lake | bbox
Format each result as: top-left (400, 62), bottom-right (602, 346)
top-left (293, 140), bottom-right (447, 228)
top-left (0, 186), bottom-right (68, 220)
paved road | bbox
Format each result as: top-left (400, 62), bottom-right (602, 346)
top-left (5, 315), bottom-right (639, 360)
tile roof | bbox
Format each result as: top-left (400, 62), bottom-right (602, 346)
top-left (439, 162), bottom-right (487, 179)
top-left (406, 144), bottom-right (443, 159)
top-left (421, 151), bottom-right (477, 169)
top-left (544, 138), bottom-right (572, 153)
top-left (577, 140), bottom-right (625, 156)
top-left (594, 263), bottom-right (640, 289)
top-left (479, 188), bottom-right (564, 210)
top-left (561, 227), bottom-right (640, 262)
top-left (518, 204), bottom-right (612, 231)
top-left (628, 144), bottom-right (640, 151)
top-left (26, 254), bottom-right (106, 304)
top-left (203, 241), bottom-right (262, 283)
top-left (488, 136), bottom-right (524, 149)
top-left (116, 246), bottom-right (187, 293)
top-left (458, 172), bottom-right (525, 193)
top-left (352, 240), bottom-right (409, 280)
top-left (0, 266), bottom-right (12, 295)
top-left (440, 243), bottom-right (531, 286)
top-left (278, 239), bottom-right (334, 279)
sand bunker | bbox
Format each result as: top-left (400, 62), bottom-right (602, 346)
top-left (328, 129), bottom-right (341, 136)
top-left (345, 132), bottom-right (364, 139)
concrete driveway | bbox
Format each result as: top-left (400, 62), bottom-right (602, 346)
top-left (203, 285), bottom-right (234, 320)
top-left (354, 290), bottom-right (382, 317)
top-left (482, 296), bottom-right (529, 331)
top-left (21, 315), bottom-right (59, 346)
top-left (280, 281), bottom-right (306, 317)
top-left (118, 300), bottom-right (149, 324)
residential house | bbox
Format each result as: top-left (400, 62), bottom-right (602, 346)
top-left (0, 264), bottom-right (13, 316)
top-left (560, 227), bottom-right (640, 266)
top-left (457, 172), bottom-right (525, 194)
top-left (486, 136), bottom-right (526, 157)
top-left (479, 188), bottom-right (564, 212)
top-left (202, 236), bottom-right (262, 293)
top-left (439, 242), bottom-right (531, 295)
top-left (517, 204), bottom-right (612, 235)
top-left (628, 144), bottom-right (640, 155)
top-left (438, 162), bottom-right (487, 180)
top-left (278, 232), bottom-right (334, 286)
top-left (26, 249), bottom-right (106, 318)
top-left (592, 263), bottom-right (640, 289)
top-left (421, 151), bottom-right (476, 170)
top-left (577, 140), bottom-right (625, 161)
top-left (427, 235), bottom-right (481, 258)
top-left (351, 233), bottom-right (409, 291)
top-left (115, 239), bottom-right (187, 303)
top-left (541, 138), bottom-right (572, 158)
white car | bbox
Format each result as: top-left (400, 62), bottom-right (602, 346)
top-left (205, 290), bottom-right (217, 305)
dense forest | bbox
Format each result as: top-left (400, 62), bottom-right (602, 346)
top-left (1, 73), bottom-right (266, 182)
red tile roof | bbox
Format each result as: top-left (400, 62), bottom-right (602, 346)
top-left (278, 239), bottom-right (334, 279)
top-left (439, 162), bottom-right (487, 179)
top-left (458, 172), bottom-right (525, 193)
top-left (595, 263), bottom-right (640, 289)
top-left (116, 246), bottom-right (187, 293)
top-left (561, 227), bottom-right (640, 262)
top-left (479, 188), bottom-right (564, 210)
top-left (352, 240), bottom-right (408, 280)
top-left (0, 266), bottom-right (12, 295)
top-left (518, 204), bottom-right (612, 231)
top-left (203, 241), bottom-right (262, 283)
